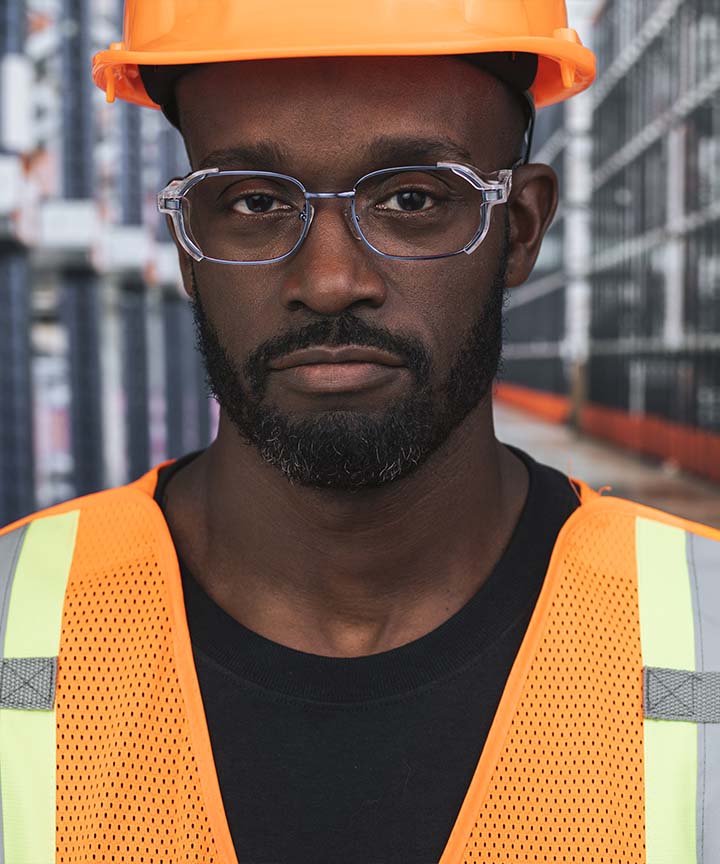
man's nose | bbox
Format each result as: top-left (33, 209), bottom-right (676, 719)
top-left (278, 204), bottom-right (388, 315)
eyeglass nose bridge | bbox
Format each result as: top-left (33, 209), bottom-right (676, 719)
top-left (301, 189), bottom-right (363, 244)
top-left (305, 191), bottom-right (355, 200)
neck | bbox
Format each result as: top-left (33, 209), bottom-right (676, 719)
top-left (164, 400), bottom-right (528, 657)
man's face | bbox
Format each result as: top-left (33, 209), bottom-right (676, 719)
top-left (175, 57), bottom-right (531, 489)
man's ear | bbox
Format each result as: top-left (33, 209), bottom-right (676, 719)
top-left (165, 213), bottom-right (196, 299)
top-left (504, 164), bottom-right (559, 288)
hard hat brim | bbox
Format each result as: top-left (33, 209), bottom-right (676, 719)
top-left (93, 36), bottom-right (595, 111)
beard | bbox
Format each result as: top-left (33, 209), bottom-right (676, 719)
top-left (191, 226), bottom-right (509, 490)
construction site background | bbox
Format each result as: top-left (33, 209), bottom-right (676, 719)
top-left (502, 0), bottom-right (720, 490)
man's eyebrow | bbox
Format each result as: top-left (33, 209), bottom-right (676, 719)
top-left (198, 142), bottom-right (288, 171)
top-left (197, 137), bottom-right (476, 173)
top-left (362, 136), bottom-right (476, 167)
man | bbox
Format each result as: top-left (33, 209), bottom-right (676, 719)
top-left (1, 2), bottom-right (718, 863)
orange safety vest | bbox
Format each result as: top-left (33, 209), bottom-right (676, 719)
top-left (0, 464), bottom-right (719, 863)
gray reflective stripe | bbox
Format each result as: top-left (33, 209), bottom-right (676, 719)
top-left (0, 526), bottom-right (28, 660)
top-left (0, 658), bottom-right (57, 710)
top-left (688, 533), bottom-right (720, 864)
top-left (0, 525), bottom-right (29, 864)
top-left (644, 667), bottom-right (720, 722)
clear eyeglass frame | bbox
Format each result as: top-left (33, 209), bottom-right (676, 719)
top-left (157, 161), bottom-right (515, 266)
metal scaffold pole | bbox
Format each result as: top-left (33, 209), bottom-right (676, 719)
top-left (60, 0), bottom-right (104, 496)
top-left (121, 277), bottom-right (150, 479)
top-left (61, 271), bottom-right (104, 495)
top-left (162, 290), bottom-right (195, 458)
top-left (0, 0), bottom-right (35, 524)
top-left (0, 253), bottom-right (34, 523)
top-left (119, 95), bottom-right (151, 480)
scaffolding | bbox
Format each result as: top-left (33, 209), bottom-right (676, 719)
top-left (588, 0), bottom-right (720, 479)
top-left (0, 0), bottom-right (212, 525)
top-left (501, 0), bottom-right (720, 483)
top-left (0, 0), bottom-right (35, 524)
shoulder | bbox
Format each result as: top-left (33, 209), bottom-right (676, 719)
top-left (0, 462), bottom-right (170, 539)
top-left (0, 463), bottom-right (179, 585)
top-left (565, 482), bottom-right (720, 544)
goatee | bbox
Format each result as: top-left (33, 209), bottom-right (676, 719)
top-left (191, 229), bottom-right (509, 490)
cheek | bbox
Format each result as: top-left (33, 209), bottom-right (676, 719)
top-left (388, 250), bottom-right (501, 371)
top-left (193, 261), bottom-right (284, 352)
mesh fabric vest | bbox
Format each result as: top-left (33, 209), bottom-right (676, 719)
top-left (1, 465), bottom-right (719, 863)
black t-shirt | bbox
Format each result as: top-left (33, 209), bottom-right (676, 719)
top-left (155, 449), bottom-right (579, 864)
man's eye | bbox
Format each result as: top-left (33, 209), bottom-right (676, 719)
top-left (380, 190), bottom-right (435, 212)
top-left (232, 194), bottom-right (290, 214)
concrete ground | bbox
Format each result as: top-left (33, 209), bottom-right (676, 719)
top-left (494, 403), bottom-right (720, 530)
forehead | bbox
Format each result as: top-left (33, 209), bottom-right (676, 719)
top-left (176, 56), bottom-right (517, 176)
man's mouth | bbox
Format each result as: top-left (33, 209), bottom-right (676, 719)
top-left (268, 346), bottom-right (407, 394)
top-left (269, 346), bottom-right (405, 369)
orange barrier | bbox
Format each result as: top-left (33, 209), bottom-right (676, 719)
top-left (580, 403), bottom-right (720, 486)
top-left (494, 382), bottom-right (571, 424)
top-left (494, 383), bottom-right (720, 485)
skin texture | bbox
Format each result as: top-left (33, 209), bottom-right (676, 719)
top-left (163, 56), bottom-right (558, 657)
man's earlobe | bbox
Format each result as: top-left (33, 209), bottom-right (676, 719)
top-left (504, 164), bottom-right (559, 288)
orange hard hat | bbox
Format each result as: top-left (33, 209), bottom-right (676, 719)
top-left (92, 0), bottom-right (595, 111)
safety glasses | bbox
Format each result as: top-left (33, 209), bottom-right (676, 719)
top-left (158, 162), bottom-right (513, 265)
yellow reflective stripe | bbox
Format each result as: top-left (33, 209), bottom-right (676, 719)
top-left (636, 518), bottom-right (697, 864)
top-left (0, 512), bottom-right (79, 864)
top-left (4, 513), bottom-right (79, 657)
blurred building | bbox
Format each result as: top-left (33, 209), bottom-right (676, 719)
top-left (500, 0), bottom-right (720, 485)
top-left (0, 0), bottom-right (213, 526)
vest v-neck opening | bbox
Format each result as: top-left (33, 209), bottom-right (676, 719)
top-left (148, 448), bottom-right (581, 863)
top-left (157, 447), bottom-right (578, 704)
top-left (144, 477), bottom-right (581, 864)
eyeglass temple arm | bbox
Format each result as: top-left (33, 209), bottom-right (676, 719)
top-left (520, 93), bottom-right (536, 166)
top-left (437, 163), bottom-right (513, 203)
top-left (157, 177), bottom-right (206, 261)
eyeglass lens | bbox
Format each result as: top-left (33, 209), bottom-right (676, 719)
top-left (182, 168), bottom-right (490, 262)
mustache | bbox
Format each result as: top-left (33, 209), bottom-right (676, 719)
top-left (244, 313), bottom-right (432, 385)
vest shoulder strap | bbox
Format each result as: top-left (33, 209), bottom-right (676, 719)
top-left (634, 511), bottom-right (720, 721)
top-left (0, 475), bottom-right (166, 864)
top-left (593, 497), bottom-right (720, 864)
top-left (0, 509), bottom-right (79, 864)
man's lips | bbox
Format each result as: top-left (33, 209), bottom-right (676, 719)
top-left (267, 346), bottom-right (406, 394)
top-left (268, 346), bottom-right (405, 370)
